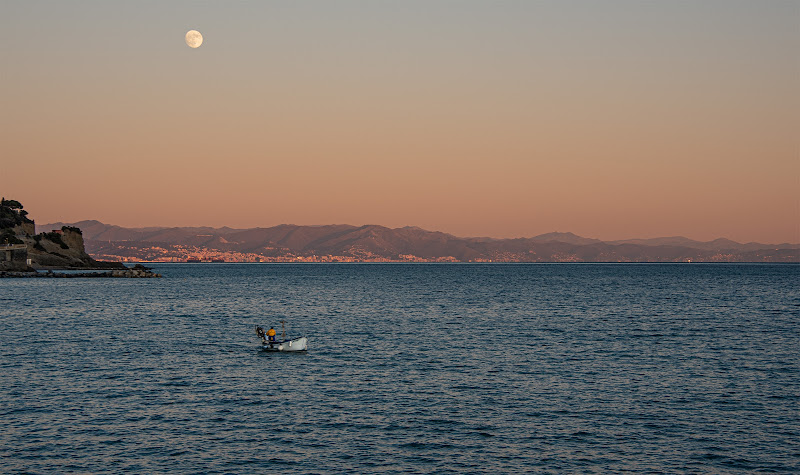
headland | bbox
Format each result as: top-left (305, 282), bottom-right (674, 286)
top-left (0, 198), bottom-right (159, 277)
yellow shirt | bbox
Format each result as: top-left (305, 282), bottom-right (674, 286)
top-left (267, 329), bottom-right (276, 337)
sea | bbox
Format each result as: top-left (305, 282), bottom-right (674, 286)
top-left (1, 263), bottom-right (798, 473)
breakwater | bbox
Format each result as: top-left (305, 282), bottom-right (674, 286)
top-left (0, 264), bottom-right (161, 278)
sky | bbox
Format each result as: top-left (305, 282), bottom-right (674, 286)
top-left (1, 1), bottom-right (798, 243)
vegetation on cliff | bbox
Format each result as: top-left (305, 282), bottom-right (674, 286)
top-left (36, 231), bottom-right (70, 249)
top-left (1, 229), bottom-right (24, 245)
top-left (0, 198), bottom-right (33, 230)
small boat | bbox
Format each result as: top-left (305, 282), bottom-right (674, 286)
top-left (261, 336), bottom-right (308, 352)
top-left (255, 321), bottom-right (308, 352)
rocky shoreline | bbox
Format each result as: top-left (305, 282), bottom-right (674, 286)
top-left (0, 264), bottom-right (161, 278)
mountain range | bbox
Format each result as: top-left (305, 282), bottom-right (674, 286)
top-left (40, 220), bottom-right (799, 263)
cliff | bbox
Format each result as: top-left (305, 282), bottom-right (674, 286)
top-left (0, 198), bottom-right (124, 269)
top-left (1, 198), bottom-right (33, 271)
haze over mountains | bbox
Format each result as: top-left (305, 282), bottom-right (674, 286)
top-left (41, 220), bottom-right (799, 263)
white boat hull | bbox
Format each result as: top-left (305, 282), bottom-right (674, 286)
top-left (262, 336), bottom-right (308, 352)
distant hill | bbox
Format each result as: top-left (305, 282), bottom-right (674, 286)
top-left (528, 232), bottom-right (603, 246)
top-left (40, 221), bottom-right (800, 263)
top-left (608, 236), bottom-right (798, 252)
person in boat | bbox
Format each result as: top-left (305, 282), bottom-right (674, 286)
top-left (256, 326), bottom-right (272, 345)
top-left (267, 327), bottom-right (277, 343)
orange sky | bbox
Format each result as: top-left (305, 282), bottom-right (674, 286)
top-left (1, 2), bottom-right (798, 243)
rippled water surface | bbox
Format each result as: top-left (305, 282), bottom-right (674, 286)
top-left (1, 264), bottom-right (798, 473)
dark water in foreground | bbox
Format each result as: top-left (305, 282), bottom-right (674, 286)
top-left (1, 264), bottom-right (798, 473)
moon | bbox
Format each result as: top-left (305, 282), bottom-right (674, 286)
top-left (185, 30), bottom-right (203, 48)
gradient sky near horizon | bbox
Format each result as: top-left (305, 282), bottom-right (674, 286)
top-left (1, 1), bottom-right (798, 243)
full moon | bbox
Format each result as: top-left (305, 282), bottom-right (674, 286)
top-left (185, 30), bottom-right (203, 48)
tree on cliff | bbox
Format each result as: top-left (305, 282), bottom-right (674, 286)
top-left (1, 228), bottom-right (24, 245)
top-left (0, 197), bottom-right (33, 229)
top-left (1, 198), bottom-right (23, 209)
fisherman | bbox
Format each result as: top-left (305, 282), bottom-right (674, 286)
top-left (267, 327), bottom-right (277, 344)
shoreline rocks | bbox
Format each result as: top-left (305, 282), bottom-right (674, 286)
top-left (111, 264), bottom-right (161, 278)
top-left (1, 264), bottom-right (161, 279)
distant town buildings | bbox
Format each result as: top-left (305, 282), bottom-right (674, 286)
top-left (88, 242), bottom-right (792, 264)
top-left (90, 243), bottom-right (471, 263)
top-left (83, 230), bottom-right (798, 264)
